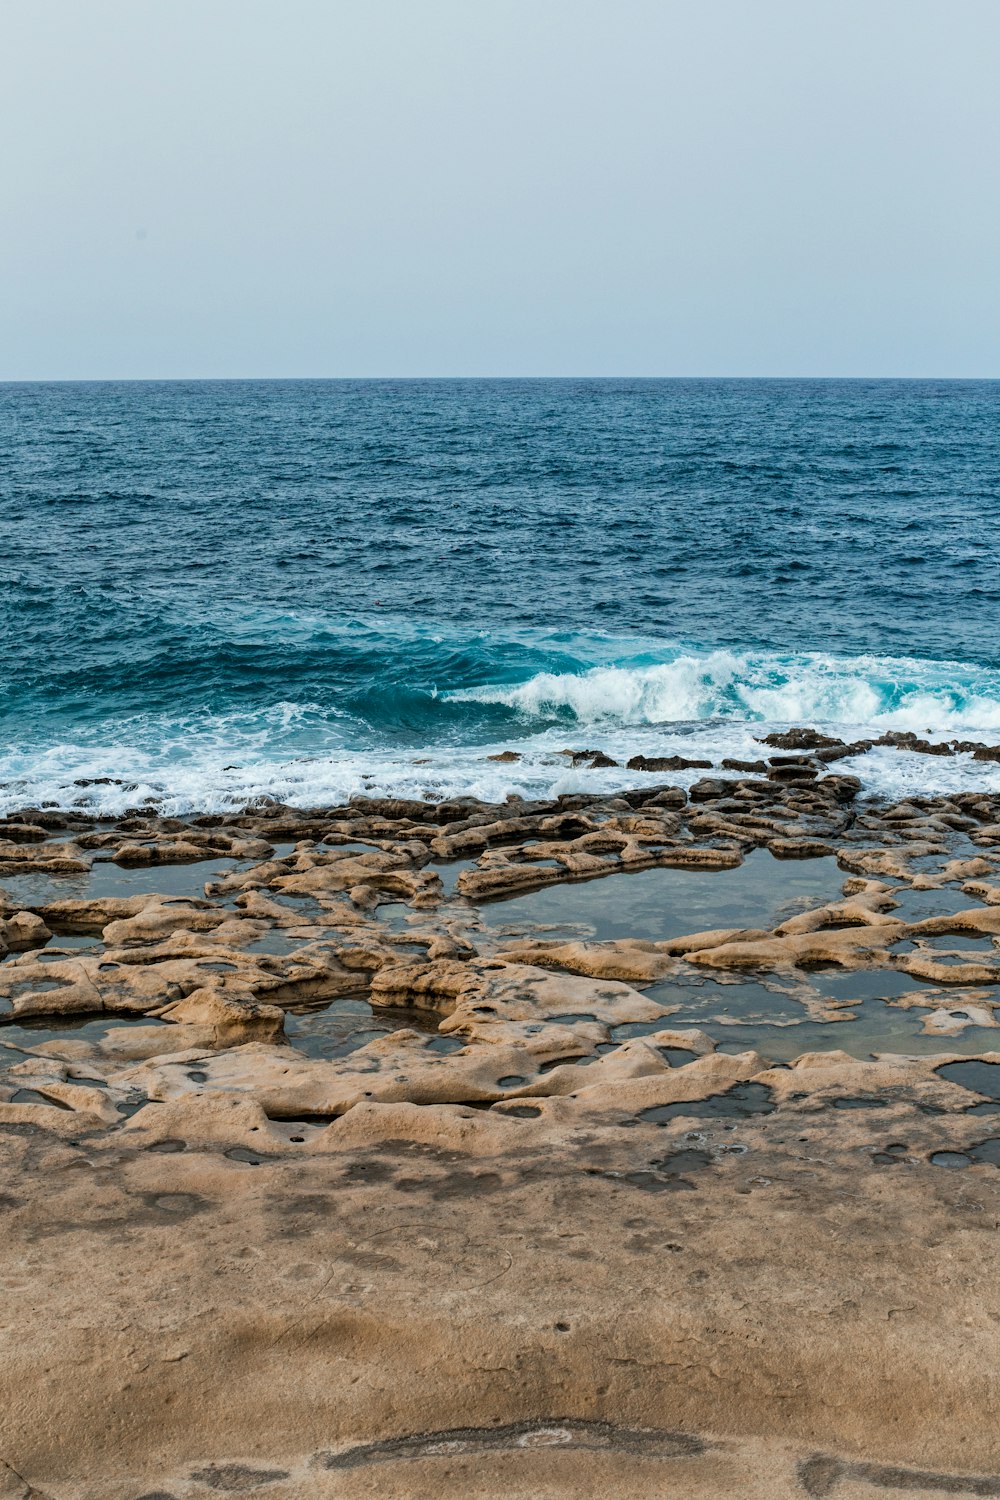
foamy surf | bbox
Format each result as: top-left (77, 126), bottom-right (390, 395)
top-left (4, 643), bottom-right (1000, 815)
top-left (4, 715), bottom-right (1000, 817)
top-left (446, 647), bottom-right (1000, 735)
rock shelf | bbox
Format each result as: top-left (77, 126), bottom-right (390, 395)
top-left (3, 770), bottom-right (1000, 1495)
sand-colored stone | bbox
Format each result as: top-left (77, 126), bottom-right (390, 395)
top-left (2, 1052), bottom-right (1000, 1496)
top-left (2, 786), bottom-right (1000, 1493)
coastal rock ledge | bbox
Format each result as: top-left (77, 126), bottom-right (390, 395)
top-left (1, 778), bottom-right (999, 1497)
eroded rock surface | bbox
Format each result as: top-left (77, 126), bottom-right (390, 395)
top-left (3, 778), bottom-right (1000, 1495)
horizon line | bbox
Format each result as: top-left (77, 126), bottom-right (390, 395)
top-left (2, 373), bottom-right (999, 386)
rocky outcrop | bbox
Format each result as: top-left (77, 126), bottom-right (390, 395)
top-left (2, 781), bottom-right (1000, 1492)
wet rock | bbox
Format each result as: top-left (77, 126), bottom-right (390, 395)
top-left (875, 731), bottom-right (955, 757)
top-left (817, 774), bottom-right (862, 801)
top-left (0, 823), bottom-right (48, 845)
top-left (759, 729), bottom-right (846, 751)
top-left (626, 755), bottom-right (713, 773)
top-left (767, 765), bottom-right (819, 784)
top-left (767, 838), bottom-right (836, 859)
top-left (814, 739), bottom-right (873, 762)
top-left (687, 778), bottom-right (737, 801)
top-left (636, 786), bottom-right (687, 808)
top-left (0, 843), bottom-right (89, 876)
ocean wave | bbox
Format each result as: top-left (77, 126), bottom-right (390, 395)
top-left (446, 648), bottom-right (1000, 734)
top-left (4, 642), bottom-right (1000, 816)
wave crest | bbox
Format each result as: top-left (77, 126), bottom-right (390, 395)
top-left (447, 648), bottom-right (1000, 733)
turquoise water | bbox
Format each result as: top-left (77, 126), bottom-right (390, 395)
top-left (2, 378), bottom-right (999, 813)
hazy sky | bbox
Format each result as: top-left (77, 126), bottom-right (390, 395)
top-left (2, 0), bottom-right (998, 379)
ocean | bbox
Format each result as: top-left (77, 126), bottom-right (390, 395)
top-left (2, 377), bottom-right (999, 816)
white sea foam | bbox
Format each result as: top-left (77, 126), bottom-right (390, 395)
top-left (447, 648), bottom-right (1000, 734)
top-left (5, 648), bottom-right (1000, 815)
top-left (3, 720), bottom-right (1000, 817)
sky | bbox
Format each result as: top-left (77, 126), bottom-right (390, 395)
top-left (2, 0), bottom-right (998, 380)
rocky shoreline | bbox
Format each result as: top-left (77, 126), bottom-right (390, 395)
top-left (3, 743), bottom-right (1000, 1497)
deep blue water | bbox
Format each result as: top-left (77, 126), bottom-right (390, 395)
top-left (2, 378), bottom-right (999, 812)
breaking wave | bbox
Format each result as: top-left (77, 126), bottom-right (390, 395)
top-left (4, 640), bottom-right (1000, 815)
top-left (447, 648), bottom-right (1000, 735)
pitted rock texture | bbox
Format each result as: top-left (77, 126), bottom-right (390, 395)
top-left (3, 776), bottom-right (1000, 1493)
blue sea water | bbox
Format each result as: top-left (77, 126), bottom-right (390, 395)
top-left (1, 378), bottom-right (999, 814)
